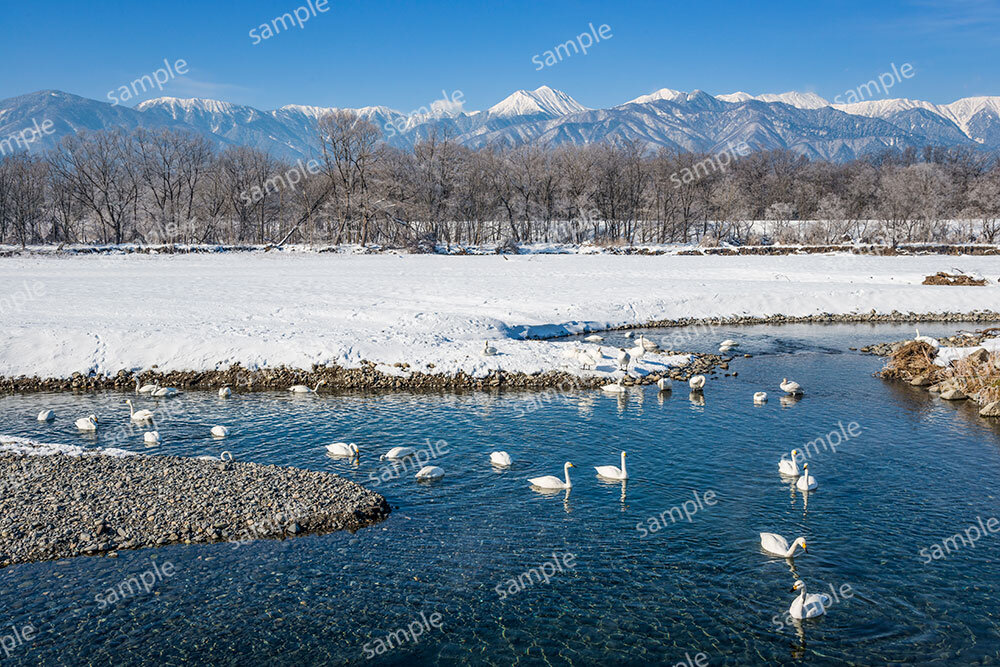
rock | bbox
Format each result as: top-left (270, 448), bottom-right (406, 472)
top-left (940, 388), bottom-right (968, 400)
top-left (980, 401), bottom-right (1000, 417)
top-left (910, 373), bottom-right (935, 386)
top-left (967, 347), bottom-right (990, 364)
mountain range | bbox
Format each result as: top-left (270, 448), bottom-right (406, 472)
top-left (1, 85), bottom-right (998, 162)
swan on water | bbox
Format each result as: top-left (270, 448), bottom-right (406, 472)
top-left (219, 387), bottom-right (232, 398)
top-left (135, 380), bottom-right (157, 394)
top-left (416, 466), bottom-right (445, 480)
top-left (76, 415), bottom-right (98, 431)
top-left (152, 386), bottom-right (181, 398)
top-left (584, 335), bottom-right (604, 343)
top-left (289, 380), bottom-right (326, 394)
top-left (125, 399), bottom-right (155, 422)
top-left (689, 375), bottom-right (706, 391)
top-left (780, 378), bottom-right (803, 395)
top-left (529, 462), bottom-right (575, 489)
top-left (37, 410), bottom-right (55, 422)
top-left (144, 431), bottom-right (161, 445)
top-left (595, 451), bottom-right (628, 480)
top-left (380, 446), bottom-right (416, 461)
top-left (788, 579), bottom-right (830, 619)
top-left (490, 451), bottom-right (512, 467)
top-left (778, 449), bottom-right (801, 476)
top-left (638, 335), bottom-right (659, 351)
top-left (601, 377), bottom-right (626, 393)
top-left (720, 339), bottom-right (738, 348)
top-left (796, 463), bottom-right (817, 491)
top-left (754, 391), bottom-right (768, 404)
top-left (210, 425), bottom-right (230, 438)
top-left (657, 377), bottom-right (672, 391)
top-left (760, 533), bottom-right (807, 557)
top-left (481, 341), bottom-right (498, 356)
top-left (326, 442), bottom-right (359, 457)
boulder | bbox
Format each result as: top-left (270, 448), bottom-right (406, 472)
top-left (909, 373), bottom-right (935, 387)
top-left (940, 388), bottom-right (968, 401)
top-left (980, 401), bottom-right (1000, 417)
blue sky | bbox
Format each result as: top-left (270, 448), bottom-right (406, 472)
top-left (2, 0), bottom-right (998, 110)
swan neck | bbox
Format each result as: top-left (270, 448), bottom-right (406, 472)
top-left (621, 452), bottom-right (627, 476)
top-left (564, 463), bottom-right (572, 488)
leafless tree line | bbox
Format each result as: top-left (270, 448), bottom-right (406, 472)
top-left (1, 113), bottom-right (999, 248)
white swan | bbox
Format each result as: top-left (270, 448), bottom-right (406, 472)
top-left (914, 328), bottom-right (940, 349)
top-left (639, 335), bottom-right (659, 351)
top-left (490, 451), bottom-right (512, 467)
top-left (529, 462), bottom-right (574, 489)
top-left (380, 446), bottom-right (416, 461)
top-left (37, 410), bottom-right (55, 422)
top-left (210, 425), bottom-right (230, 438)
top-left (125, 399), bottom-right (155, 422)
top-left (415, 465), bottom-right (445, 480)
top-left (780, 378), bottom-right (803, 395)
top-left (623, 331), bottom-right (634, 339)
top-left (135, 380), bottom-right (157, 394)
top-left (754, 391), bottom-right (768, 404)
top-left (144, 431), bottom-right (161, 444)
top-left (657, 377), bottom-right (672, 391)
top-left (595, 451), bottom-right (628, 480)
top-left (788, 579), bottom-right (830, 619)
top-left (218, 387), bottom-right (232, 398)
top-left (720, 339), bottom-right (738, 348)
top-left (75, 415), bottom-right (98, 431)
top-left (760, 532), bottom-right (807, 557)
top-left (617, 348), bottom-right (631, 371)
top-left (577, 350), bottom-right (599, 370)
top-left (326, 442), bottom-right (359, 457)
top-left (152, 386), bottom-right (181, 397)
top-left (629, 345), bottom-right (646, 361)
top-left (289, 380), bottom-right (326, 394)
top-left (584, 334), bottom-right (604, 343)
top-left (481, 341), bottom-right (498, 356)
top-left (796, 463), bottom-right (817, 491)
top-left (689, 375), bottom-right (706, 390)
top-left (601, 377), bottom-right (626, 393)
top-left (778, 449), bottom-right (801, 476)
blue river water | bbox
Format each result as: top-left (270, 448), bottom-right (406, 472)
top-left (1, 323), bottom-right (999, 665)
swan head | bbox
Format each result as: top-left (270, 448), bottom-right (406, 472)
top-left (89, 414), bottom-right (97, 422)
top-left (564, 461), bottom-right (575, 469)
top-left (790, 579), bottom-right (805, 592)
top-left (798, 538), bottom-right (808, 552)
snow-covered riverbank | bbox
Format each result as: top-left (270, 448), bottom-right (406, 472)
top-left (1, 253), bottom-right (999, 381)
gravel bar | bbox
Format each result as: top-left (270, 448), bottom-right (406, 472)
top-left (0, 451), bottom-right (390, 568)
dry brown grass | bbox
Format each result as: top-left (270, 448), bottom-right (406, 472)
top-left (943, 351), bottom-right (1000, 403)
top-left (880, 340), bottom-right (941, 381)
top-left (922, 272), bottom-right (988, 286)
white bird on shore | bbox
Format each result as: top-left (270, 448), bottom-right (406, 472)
top-left (584, 334), bottom-right (604, 343)
top-left (76, 415), bottom-right (98, 431)
top-left (416, 465), bottom-right (445, 480)
top-left (37, 410), bottom-right (55, 422)
top-left (914, 328), bottom-right (940, 349)
top-left (218, 386), bottom-right (232, 398)
top-left (595, 451), bottom-right (628, 480)
top-left (689, 375), bottom-right (706, 391)
top-left (289, 380), bottom-right (326, 394)
top-left (380, 446), bottom-right (416, 460)
top-left (754, 391), bottom-right (768, 404)
top-left (210, 425), bottom-right (230, 438)
top-left (490, 451), bottom-right (512, 467)
top-left (529, 462), bottom-right (575, 489)
top-left (577, 350), bottom-right (599, 370)
top-left (780, 378), bottom-right (803, 395)
top-left (144, 431), bottom-right (161, 444)
top-left (326, 442), bottom-right (359, 457)
top-left (152, 386), bottom-right (181, 398)
top-left (657, 377), bottom-right (672, 391)
top-left (788, 579), bottom-right (830, 620)
top-left (601, 377), bottom-right (626, 393)
top-left (629, 344), bottom-right (646, 361)
top-left (779, 449), bottom-right (801, 476)
top-left (481, 341), bottom-right (498, 356)
top-left (125, 399), bottom-right (155, 422)
top-left (760, 533), bottom-right (807, 558)
top-left (796, 463), bottom-right (817, 491)
top-left (135, 380), bottom-right (157, 394)
top-left (617, 348), bottom-right (631, 372)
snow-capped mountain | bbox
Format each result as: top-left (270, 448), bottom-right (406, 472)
top-left (0, 85), bottom-right (996, 162)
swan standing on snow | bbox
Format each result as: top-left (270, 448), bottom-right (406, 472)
top-left (37, 410), bottom-right (55, 422)
top-left (416, 466), bottom-right (445, 480)
top-left (219, 387), bottom-right (232, 398)
top-left (788, 579), bottom-right (830, 619)
top-left (152, 386), bottom-right (181, 398)
top-left (135, 380), bottom-right (157, 394)
top-left (481, 341), bottom-right (498, 356)
top-left (144, 431), bottom-right (161, 445)
top-left (584, 335), bottom-right (604, 343)
top-left (689, 375), bottom-right (706, 391)
top-left (778, 449), bottom-right (801, 476)
top-left (210, 425), bottom-right (230, 438)
top-left (796, 463), bottom-right (817, 491)
top-left (289, 380), bottom-right (326, 394)
top-left (529, 462), bottom-right (575, 489)
top-left (326, 442), bottom-right (359, 457)
top-left (617, 348), bottom-right (632, 372)
top-left (490, 451), bottom-right (512, 467)
top-left (125, 399), bottom-right (155, 422)
top-left (577, 350), bottom-right (599, 370)
top-left (595, 451), bottom-right (628, 480)
top-left (754, 391), bottom-right (768, 404)
top-left (76, 415), bottom-right (98, 431)
top-left (657, 377), bottom-right (672, 391)
top-left (380, 446), bottom-right (416, 460)
top-left (601, 377), bottom-right (626, 393)
top-left (780, 378), bottom-right (803, 395)
top-left (760, 533), bottom-right (807, 557)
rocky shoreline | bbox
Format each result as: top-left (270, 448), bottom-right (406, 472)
top-left (0, 450), bottom-right (391, 568)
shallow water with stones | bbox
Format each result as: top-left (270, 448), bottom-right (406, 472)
top-left (1, 323), bottom-right (999, 665)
